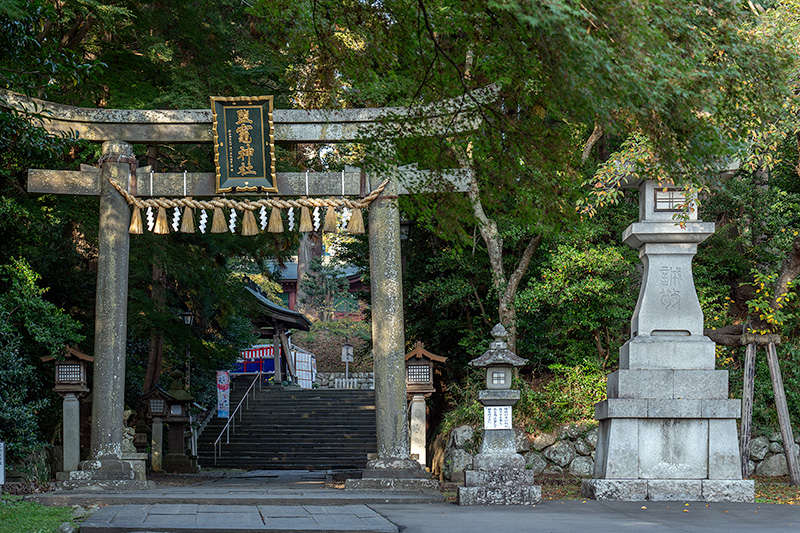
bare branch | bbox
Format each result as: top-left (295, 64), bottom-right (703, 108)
top-left (581, 120), bottom-right (603, 163)
top-left (505, 233), bottom-right (542, 301)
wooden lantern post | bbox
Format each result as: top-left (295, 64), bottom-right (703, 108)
top-left (41, 347), bottom-right (93, 475)
top-left (404, 342), bottom-right (447, 467)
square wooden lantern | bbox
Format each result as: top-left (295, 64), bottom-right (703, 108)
top-left (405, 342), bottom-right (448, 397)
top-left (41, 347), bottom-right (94, 395)
top-left (141, 371), bottom-right (194, 422)
top-left (140, 387), bottom-right (173, 420)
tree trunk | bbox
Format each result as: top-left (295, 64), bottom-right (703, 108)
top-left (464, 158), bottom-right (541, 353)
top-left (142, 263), bottom-right (166, 392)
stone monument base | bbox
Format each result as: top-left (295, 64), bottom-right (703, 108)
top-left (582, 479), bottom-right (754, 502)
top-left (345, 457), bottom-right (440, 493)
top-left (59, 458), bottom-right (155, 490)
top-left (163, 452), bottom-right (199, 474)
top-left (458, 452), bottom-right (542, 506)
top-left (458, 467), bottom-right (542, 505)
top-left (122, 452), bottom-right (149, 481)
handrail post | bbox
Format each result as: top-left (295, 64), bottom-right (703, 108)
top-left (213, 369), bottom-right (261, 460)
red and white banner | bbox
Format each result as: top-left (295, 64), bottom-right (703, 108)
top-left (216, 371), bottom-right (230, 418)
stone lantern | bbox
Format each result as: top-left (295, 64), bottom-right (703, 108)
top-left (41, 347), bottom-right (93, 476)
top-left (404, 342), bottom-right (447, 466)
top-left (458, 324), bottom-right (541, 505)
top-left (140, 386), bottom-right (172, 473)
top-left (140, 372), bottom-right (197, 474)
top-left (163, 371), bottom-right (198, 473)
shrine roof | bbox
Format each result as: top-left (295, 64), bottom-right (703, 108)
top-left (245, 278), bottom-right (312, 332)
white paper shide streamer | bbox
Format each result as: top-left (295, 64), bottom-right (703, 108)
top-left (312, 206), bottom-right (320, 231)
top-left (228, 209), bottom-right (238, 233)
top-left (171, 207), bottom-right (181, 232)
top-left (339, 207), bottom-right (351, 231)
top-left (259, 205), bottom-right (268, 230)
top-left (146, 206), bottom-right (154, 232)
top-left (199, 209), bottom-right (208, 234)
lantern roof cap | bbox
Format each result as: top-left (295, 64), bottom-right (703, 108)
top-left (166, 370), bottom-right (194, 402)
top-left (405, 341), bottom-right (448, 363)
top-left (41, 346), bottom-right (94, 363)
top-left (140, 386), bottom-right (174, 402)
top-left (468, 324), bottom-right (528, 368)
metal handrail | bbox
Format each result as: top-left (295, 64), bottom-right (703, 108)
top-left (213, 372), bottom-right (262, 464)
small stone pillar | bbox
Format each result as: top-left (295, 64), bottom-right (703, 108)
top-left (151, 418), bottom-right (163, 472)
top-left (62, 393), bottom-right (81, 472)
top-left (404, 342), bottom-right (448, 468)
top-left (458, 324), bottom-right (541, 505)
top-left (582, 180), bottom-right (753, 502)
top-left (41, 346), bottom-right (93, 480)
top-left (409, 395), bottom-right (427, 466)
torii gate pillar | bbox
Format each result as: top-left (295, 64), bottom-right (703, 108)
top-left (346, 170), bottom-right (437, 492)
top-left (368, 176), bottom-right (408, 459)
top-left (62, 141), bottom-right (151, 489)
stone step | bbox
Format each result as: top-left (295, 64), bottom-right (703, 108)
top-left (198, 426), bottom-right (376, 437)
top-left (199, 434), bottom-right (374, 442)
top-left (197, 389), bottom-right (376, 471)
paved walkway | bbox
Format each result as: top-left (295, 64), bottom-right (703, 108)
top-left (81, 503), bottom-right (397, 532)
top-left (28, 471), bottom-right (800, 532)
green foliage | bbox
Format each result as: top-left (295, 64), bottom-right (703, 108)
top-left (0, 258), bottom-right (83, 464)
top-left (695, 163), bottom-right (800, 335)
top-left (437, 369), bottom-right (485, 436)
top-left (299, 257), bottom-right (353, 321)
top-left (439, 362), bottom-right (606, 435)
top-left (399, 223), bottom-right (497, 383)
top-left (744, 270), bottom-right (798, 333)
top-left (0, 496), bottom-right (74, 533)
top-left (516, 363), bottom-right (607, 433)
top-left (0, 2), bottom-right (106, 96)
top-left (517, 239), bottom-right (638, 370)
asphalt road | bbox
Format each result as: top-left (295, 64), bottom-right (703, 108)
top-left (372, 500), bottom-right (800, 533)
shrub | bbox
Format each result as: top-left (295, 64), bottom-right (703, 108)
top-left (437, 361), bottom-right (607, 437)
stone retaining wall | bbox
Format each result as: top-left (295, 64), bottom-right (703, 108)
top-left (440, 424), bottom-right (598, 483)
top-left (439, 424), bottom-right (800, 481)
top-left (747, 432), bottom-right (800, 477)
top-left (316, 372), bottom-right (374, 390)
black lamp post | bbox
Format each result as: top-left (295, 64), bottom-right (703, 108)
top-left (180, 310), bottom-right (193, 389)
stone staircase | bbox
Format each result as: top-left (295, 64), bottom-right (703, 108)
top-left (197, 378), bottom-right (377, 471)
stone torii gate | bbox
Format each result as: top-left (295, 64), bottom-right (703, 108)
top-left (1, 88), bottom-right (492, 489)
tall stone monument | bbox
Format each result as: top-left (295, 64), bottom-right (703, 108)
top-left (582, 180), bottom-right (753, 502)
top-left (458, 324), bottom-right (541, 505)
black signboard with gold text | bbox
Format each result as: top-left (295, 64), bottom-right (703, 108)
top-left (211, 96), bottom-right (277, 193)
